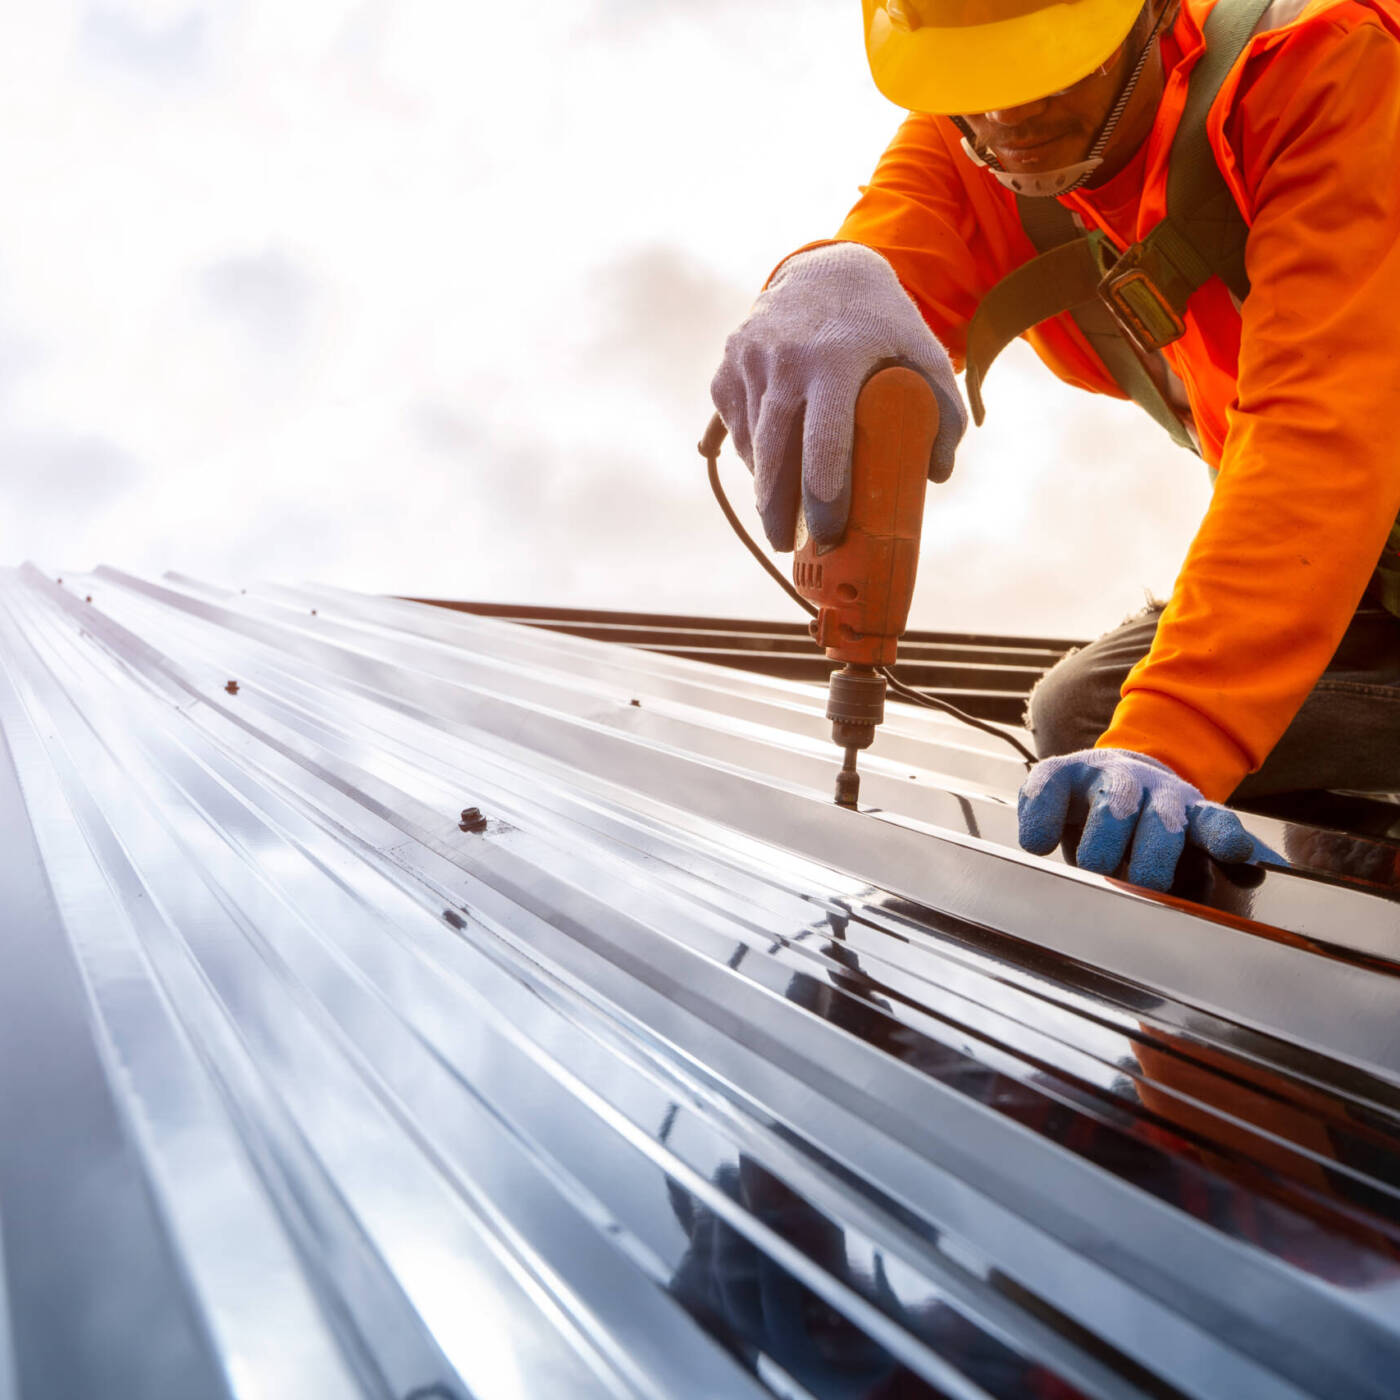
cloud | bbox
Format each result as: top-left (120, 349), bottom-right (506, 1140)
top-left (576, 0), bottom-right (842, 40)
top-left (79, 3), bottom-right (211, 81)
top-left (405, 397), bottom-right (759, 609)
top-left (0, 329), bottom-right (43, 405)
top-left (411, 402), bottom-right (483, 462)
top-left (585, 245), bottom-right (753, 420)
top-left (0, 431), bottom-right (148, 570)
top-left (200, 252), bottom-right (318, 355)
top-left (8, 433), bottom-right (144, 514)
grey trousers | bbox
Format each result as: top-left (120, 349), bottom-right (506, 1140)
top-left (1026, 603), bottom-right (1400, 800)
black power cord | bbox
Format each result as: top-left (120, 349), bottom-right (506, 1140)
top-left (700, 414), bottom-right (1037, 769)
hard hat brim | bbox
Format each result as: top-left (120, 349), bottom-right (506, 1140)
top-left (863, 0), bottom-right (1145, 115)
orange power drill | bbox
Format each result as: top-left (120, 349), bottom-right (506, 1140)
top-left (795, 366), bottom-right (939, 808)
top-left (701, 365), bottom-right (939, 809)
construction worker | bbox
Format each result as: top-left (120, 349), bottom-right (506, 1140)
top-left (710, 0), bottom-right (1400, 891)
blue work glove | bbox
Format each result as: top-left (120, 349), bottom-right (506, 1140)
top-left (709, 242), bottom-right (967, 550)
top-left (1018, 748), bottom-right (1283, 892)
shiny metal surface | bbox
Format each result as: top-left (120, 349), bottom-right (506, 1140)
top-left (2, 564), bottom-right (1399, 1399)
top-left (411, 598), bottom-right (1078, 724)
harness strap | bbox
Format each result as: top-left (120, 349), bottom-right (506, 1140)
top-left (963, 0), bottom-right (1269, 440)
top-left (1165, 0), bottom-right (1261, 302)
top-left (962, 232), bottom-right (1101, 419)
top-left (966, 203), bottom-right (1198, 450)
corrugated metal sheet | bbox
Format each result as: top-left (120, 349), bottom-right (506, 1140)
top-left (410, 601), bottom-right (1081, 724)
top-left (2, 562), bottom-right (1399, 1400)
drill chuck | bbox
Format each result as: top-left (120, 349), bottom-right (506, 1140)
top-left (826, 664), bottom-right (886, 751)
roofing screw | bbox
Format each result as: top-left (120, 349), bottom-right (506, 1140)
top-left (85, 595), bottom-right (92, 603)
top-left (311, 609), bottom-right (317, 615)
top-left (225, 680), bottom-right (240, 695)
top-left (458, 806), bottom-right (487, 833)
top-left (629, 698), bottom-right (641, 707)
top-left (56, 577), bottom-right (62, 585)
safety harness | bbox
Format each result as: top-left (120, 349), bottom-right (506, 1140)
top-left (962, 0), bottom-right (1400, 615)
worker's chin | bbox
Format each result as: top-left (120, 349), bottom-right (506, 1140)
top-left (991, 138), bottom-right (1085, 173)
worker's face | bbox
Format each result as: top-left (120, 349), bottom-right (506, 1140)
top-left (956, 8), bottom-right (1166, 180)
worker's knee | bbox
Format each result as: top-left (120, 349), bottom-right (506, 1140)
top-left (1025, 647), bottom-right (1109, 758)
top-left (1025, 606), bottom-right (1163, 759)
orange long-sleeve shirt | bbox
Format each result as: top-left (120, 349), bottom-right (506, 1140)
top-left (832, 0), bottom-right (1400, 799)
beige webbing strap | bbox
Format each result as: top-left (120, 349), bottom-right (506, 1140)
top-left (1025, 198), bottom-right (1197, 452)
top-left (1163, 0), bottom-right (1271, 301)
top-left (963, 236), bottom-right (1103, 424)
top-left (965, 201), bottom-right (1198, 451)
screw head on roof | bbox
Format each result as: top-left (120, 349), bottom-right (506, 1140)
top-left (629, 698), bottom-right (641, 707)
top-left (85, 595), bottom-right (92, 603)
top-left (225, 680), bottom-right (240, 695)
top-left (459, 806), bottom-right (487, 833)
top-left (311, 609), bottom-right (317, 615)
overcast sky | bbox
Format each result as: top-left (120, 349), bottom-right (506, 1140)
top-left (2, 0), bottom-right (1212, 639)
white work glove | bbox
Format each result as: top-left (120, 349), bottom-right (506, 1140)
top-left (709, 242), bottom-right (967, 550)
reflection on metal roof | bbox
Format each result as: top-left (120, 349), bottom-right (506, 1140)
top-left (2, 563), bottom-right (1399, 1400)
top-left (411, 600), bottom-right (1083, 724)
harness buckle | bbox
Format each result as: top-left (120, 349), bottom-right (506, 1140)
top-left (1096, 242), bottom-right (1189, 354)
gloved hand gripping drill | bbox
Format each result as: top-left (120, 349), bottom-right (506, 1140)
top-left (705, 242), bottom-right (1278, 891)
top-left (709, 243), bottom-right (966, 551)
top-left (705, 243), bottom-right (969, 809)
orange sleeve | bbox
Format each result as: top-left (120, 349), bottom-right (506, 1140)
top-left (828, 115), bottom-right (1029, 366)
top-left (1098, 11), bottom-right (1400, 799)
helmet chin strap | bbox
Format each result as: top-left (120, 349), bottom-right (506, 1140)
top-left (956, 139), bottom-right (1103, 198)
top-left (954, 0), bottom-right (1177, 198)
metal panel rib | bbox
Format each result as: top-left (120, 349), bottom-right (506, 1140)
top-left (0, 665), bottom-right (237, 1400)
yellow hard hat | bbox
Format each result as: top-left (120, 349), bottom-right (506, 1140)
top-left (862, 0), bottom-right (1145, 115)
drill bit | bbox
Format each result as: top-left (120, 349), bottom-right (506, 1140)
top-left (834, 746), bottom-right (861, 808)
top-left (827, 665), bottom-right (884, 809)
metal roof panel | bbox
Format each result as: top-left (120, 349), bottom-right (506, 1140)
top-left (2, 565), bottom-right (1398, 1399)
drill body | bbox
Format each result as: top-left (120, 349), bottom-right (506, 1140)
top-left (792, 367), bottom-right (940, 806)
